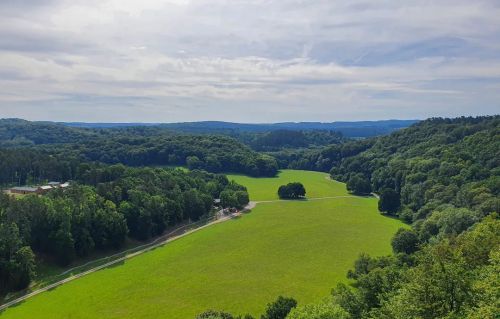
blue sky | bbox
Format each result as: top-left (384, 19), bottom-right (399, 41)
top-left (0, 0), bottom-right (499, 122)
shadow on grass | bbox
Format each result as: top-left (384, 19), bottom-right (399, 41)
top-left (0, 298), bottom-right (27, 313)
top-left (279, 197), bottom-right (308, 201)
top-left (106, 260), bottom-right (126, 270)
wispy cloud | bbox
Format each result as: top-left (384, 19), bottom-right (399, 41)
top-left (0, 0), bottom-right (499, 122)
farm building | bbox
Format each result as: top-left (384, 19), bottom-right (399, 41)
top-left (10, 186), bottom-right (41, 195)
top-left (8, 182), bottom-right (70, 195)
top-left (38, 185), bottom-right (53, 194)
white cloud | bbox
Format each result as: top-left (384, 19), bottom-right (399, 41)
top-left (0, 0), bottom-right (499, 122)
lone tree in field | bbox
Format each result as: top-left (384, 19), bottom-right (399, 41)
top-left (277, 182), bottom-right (306, 199)
top-left (378, 188), bottom-right (401, 215)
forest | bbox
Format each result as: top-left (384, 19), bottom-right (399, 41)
top-left (194, 115), bottom-right (499, 319)
top-left (0, 119), bottom-right (279, 182)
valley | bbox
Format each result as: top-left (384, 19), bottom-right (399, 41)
top-left (0, 170), bottom-right (404, 319)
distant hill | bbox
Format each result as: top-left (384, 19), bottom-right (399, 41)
top-left (62, 120), bottom-right (419, 137)
top-left (0, 118), bottom-right (96, 146)
top-left (0, 118), bottom-right (418, 148)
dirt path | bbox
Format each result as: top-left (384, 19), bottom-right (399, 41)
top-left (0, 194), bottom-right (373, 311)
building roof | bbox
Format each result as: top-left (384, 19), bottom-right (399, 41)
top-left (39, 185), bottom-right (53, 190)
top-left (11, 186), bottom-right (38, 192)
top-left (48, 181), bottom-right (60, 185)
top-left (60, 182), bottom-right (70, 188)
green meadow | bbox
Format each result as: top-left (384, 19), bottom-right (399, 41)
top-left (0, 170), bottom-right (405, 319)
top-left (227, 170), bottom-right (348, 201)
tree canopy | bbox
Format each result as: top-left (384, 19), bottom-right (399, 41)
top-left (378, 188), bottom-right (401, 215)
top-left (278, 183), bottom-right (306, 199)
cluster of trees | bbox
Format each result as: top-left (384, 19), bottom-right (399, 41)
top-left (0, 148), bottom-right (79, 186)
top-left (0, 222), bottom-right (36, 294)
top-left (240, 130), bottom-right (344, 152)
top-left (0, 120), bottom-right (279, 178)
top-left (346, 174), bottom-right (372, 195)
top-left (219, 182), bottom-right (250, 209)
top-left (270, 139), bottom-right (374, 172)
top-left (277, 183), bottom-right (306, 199)
top-left (324, 215), bottom-right (499, 319)
top-left (0, 186), bottom-right (126, 293)
top-left (0, 165), bottom-right (248, 294)
top-left (59, 134), bottom-right (278, 177)
top-left (79, 165), bottom-right (249, 239)
top-left (377, 189), bottom-right (401, 215)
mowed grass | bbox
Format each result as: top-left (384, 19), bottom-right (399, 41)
top-left (1, 171), bottom-right (405, 319)
top-left (228, 170), bottom-right (347, 201)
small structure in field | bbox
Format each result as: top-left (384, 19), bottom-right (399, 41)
top-left (48, 181), bottom-right (61, 187)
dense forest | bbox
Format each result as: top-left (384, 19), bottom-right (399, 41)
top-left (0, 165), bottom-right (248, 294)
top-left (237, 129), bottom-right (344, 151)
top-left (0, 119), bottom-right (279, 179)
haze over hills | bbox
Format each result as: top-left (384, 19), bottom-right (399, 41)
top-left (61, 119), bottom-right (419, 137)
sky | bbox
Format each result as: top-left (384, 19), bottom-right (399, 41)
top-left (0, 0), bottom-right (499, 123)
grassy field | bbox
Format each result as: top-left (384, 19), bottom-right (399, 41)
top-left (227, 170), bottom-right (347, 201)
top-left (0, 170), bottom-right (405, 319)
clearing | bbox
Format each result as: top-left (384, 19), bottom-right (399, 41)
top-left (0, 170), bottom-right (405, 319)
top-left (227, 170), bottom-right (347, 201)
